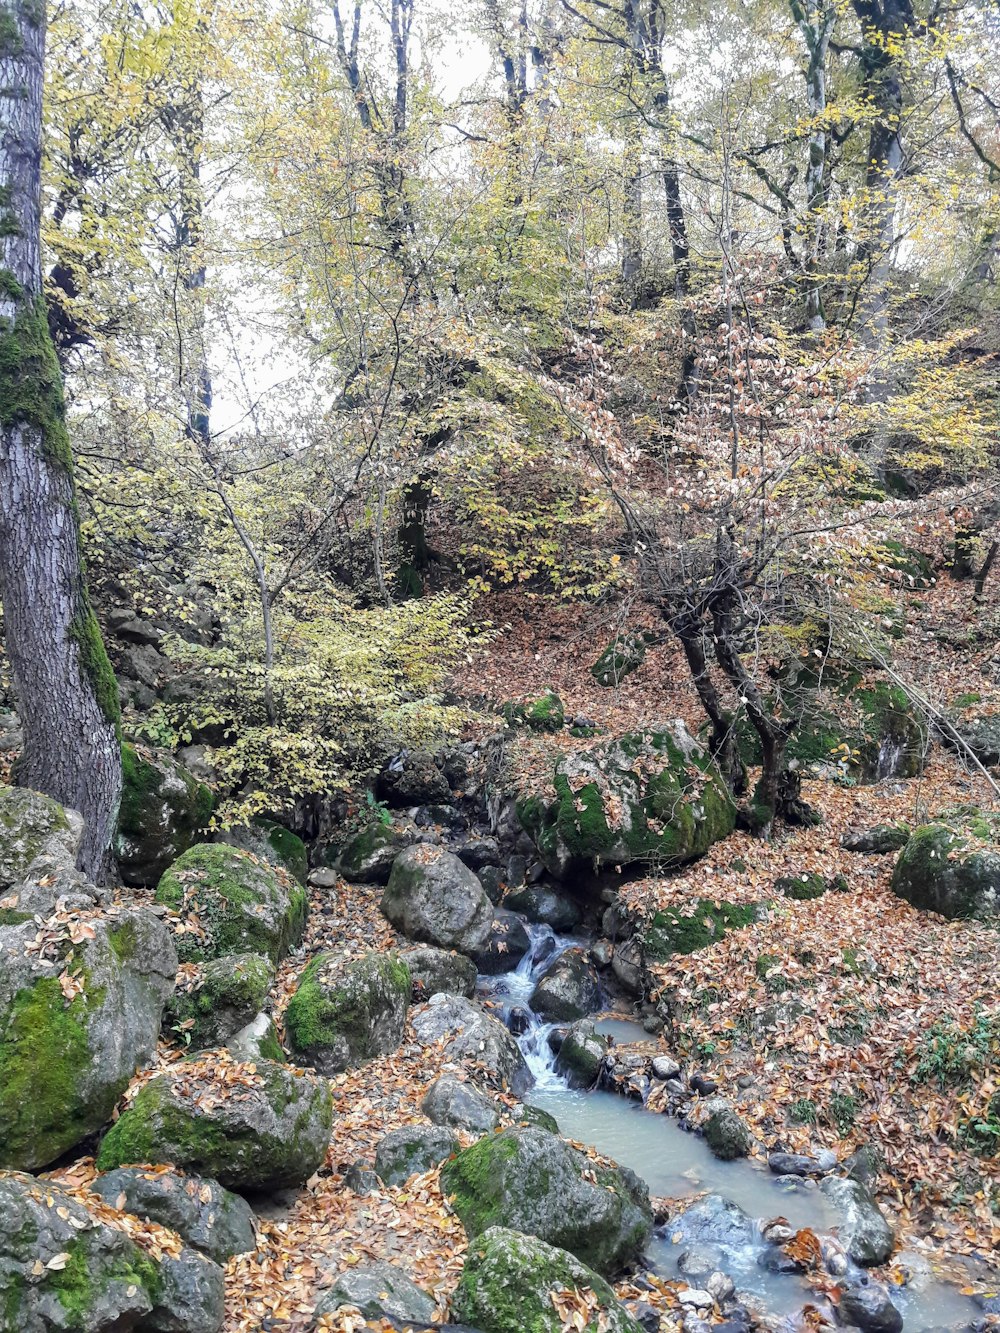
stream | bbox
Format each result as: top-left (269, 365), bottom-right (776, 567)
top-left (477, 922), bottom-right (984, 1332)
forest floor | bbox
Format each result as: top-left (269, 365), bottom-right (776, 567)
top-left (45, 569), bottom-right (1000, 1331)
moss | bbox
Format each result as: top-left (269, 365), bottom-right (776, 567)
top-left (257, 1027), bottom-right (285, 1062)
top-left (442, 1132), bottom-right (533, 1235)
top-left (0, 9), bottom-right (23, 55)
top-left (0, 267), bottom-right (23, 300)
top-left (49, 1237), bottom-right (160, 1327)
top-left (286, 951), bottom-right (408, 1065)
top-left (257, 821), bottom-right (307, 884)
top-left (776, 872), bottom-right (827, 901)
top-left (69, 609), bottom-right (121, 731)
top-left (0, 977), bottom-right (111, 1168)
top-left (0, 907), bottom-right (30, 925)
top-left (642, 899), bottom-right (757, 962)
top-left (523, 691), bottom-right (565, 732)
top-left (96, 1075), bottom-right (227, 1171)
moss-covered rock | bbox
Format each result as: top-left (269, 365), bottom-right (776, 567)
top-left (775, 872), bottom-right (828, 901)
top-left (165, 953), bottom-right (274, 1050)
top-left (0, 785), bottom-right (81, 891)
top-left (842, 823), bottom-right (911, 854)
top-left (374, 1124), bottom-right (458, 1185)
top-left (96, 1056), bottom-right (333, 1190)
top-left (554, 1021), bottom-right (609, 1089)
top-left (515, 723), bottom-right (736, 878)
top-left (530, 949), bottom-right (601, 1023)
top-left (441, 1125), bottom-right (652, 1277)
top-left (0, 910), bottom-right (176, 1171)
top-left (155, 843), bottom-right (307, 963)
top-left (451, 1227), bottom-right (644, 1333)
top-left (114, 745), bottom-right (214, 888)
top-left (285, 950), bottom-right (410, 1074)
top-left (641, 899), bottom-right (758, 962)
top-left (524, 691), bottom-right (566, 732)
top-left (696, 1097), bottom-right (752, 1161)
top-left (255, 821), bottom-right (307, 884)
top-left (381, 845), bottom-right (493, 953)
top-left (591, 636), bottom-right (648, 689)
top-left (337, 821), bottom-right (405, 884)
top-left (891, 821), bottom-right (1000, 922)
top-left (226, 1012), bottom-right (285, 1063)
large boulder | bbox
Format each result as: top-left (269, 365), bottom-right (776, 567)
top-left (0, 909), bottom-right (176, 1170)
top-left (96, 1056), bottom-right (333, 1191)
top-left (451, 1227), bottom-right (644, 1333)
top-left (554, 1020), bottom-right (610, 1089)
top-left (468, 909), bottom-right (532, 976)
top-left (377, 752), bottom-right (450, 807)
top-left (441, 1125), bottom-right (652, 1277)
top-left (0, 786), bottom-right (83, 900)
top-left (155, 844), bottom-right (308, 963)
top-left (530, 949), bottom-right (601, 1022)
top-left (515, 723), bottom-right (736, 878)
top-left (285, 951), bottom-right (410, 1074)
top-left (421, 1073), bottom-right (500, 1133)
top-left (891, 820), bottom-right (1000, 921)
top-left (411, 994), bottom-right (532, 1095)
top-left (504, 885), bottom-right (582, 931)
top-left (336, 821), bottom-right (415, 885)
top-left (165, 953), bottom-right (274, 1050)
top-left (820, 1175), bottom-right (895, 1266)
top-left (114, 745), bottom-right (214, 888)
top-left (399, 944), bottom-right (477, 1000)
top-left (374, 1124), bottom-right (458, 1185)
top-left (0, 1170), bottom-right (223, 1333)
top-left (381, 845), bottom-right (493, 952)
top-left (91, 1165), bottom-right (256, 1264)
top-left (314, 1261), bottom-right (437, 1325)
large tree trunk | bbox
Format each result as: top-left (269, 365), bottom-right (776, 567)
top-left (0, 0), bottom-right (122, 879)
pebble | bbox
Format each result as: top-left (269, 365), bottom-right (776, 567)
top-left (706, 1270), bottom-right (735, 1303)
top-left (689, 1072), bottom-right (718, 1096)
top-left (677, 1287), bottom-right (713, 1310)
top-left (308, 867), bottom-right (338, 887)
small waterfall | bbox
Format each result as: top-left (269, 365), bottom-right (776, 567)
top-left (877, 735), bottom-right (905, 779)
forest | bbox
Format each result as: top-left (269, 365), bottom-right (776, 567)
top-left (0, 0), bottom-right (999, 1330)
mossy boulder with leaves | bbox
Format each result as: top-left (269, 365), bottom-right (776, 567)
top-left (591, 635), bottom-right (648, 688)
top-left (285, 950), bottom-right (410, 1074)
top-left (451, 1227), bottom-right (644, 1333)
top-left (515, 723), bottom-right (736, 878)
top-left (0, 785), bottom-right (82, 895)
top-left (0, 910), bottom-right (176, 1170)
top-left (640, 899), bottom-right (759, 962)
top-left (503, 691), bottom-right (566, 732)
top-left (165, 953), bottom-right (274, 1050)
top-left (337, 819), bottom-right (411, 884)
top-left (114, 744), bottom-right (214, 887)
top-left (441, 1125), bottom-right (652, 1276)
top-left (891, 818), bottom-right (1000, 921)
top-left (96, 1056), bottom-right (334, 1191)
top-left (155, 843), bottom-right (307, 963)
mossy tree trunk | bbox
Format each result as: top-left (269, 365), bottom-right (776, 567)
top-left (0, 0), bottom-right (122, 880)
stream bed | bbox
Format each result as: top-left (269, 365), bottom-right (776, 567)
top-left (478, 922), bottom-right (985, 1332)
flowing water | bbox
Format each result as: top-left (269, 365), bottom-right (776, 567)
top-left (478, 923), bottom-right (984, 1331)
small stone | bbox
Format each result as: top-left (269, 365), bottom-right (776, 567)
top-left (343, 1163), bottom-right (379, 1196)
top-left (760, 1221), bottom-right (794, 1245)
top-left (837, 1279), bottom-right (903, 1333)
top-left (677, 1287), bottom-right (713, 1309)
top-left (652, 1055), bottom-right (681, 1080)
top-left (590, 940), bottom-right (613, 968)
top-left (308, 867), bottom-right (339, 887)
top-left (689, 1071), bottom-right (718, 1096)
top-left (634, 1301), bottom-right (660, 1333)
top-left (706, 1270), bottom-right (735, 1303)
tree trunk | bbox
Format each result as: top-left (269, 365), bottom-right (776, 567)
top-left (0, 0), bottom-right (122, 879)
top-left (791, 1), bottom-right (835, 330)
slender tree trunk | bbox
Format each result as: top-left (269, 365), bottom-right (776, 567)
top-left (791, 1), bottom-right (835, 330)
top-left (0, 0), bottom-right (122, 879)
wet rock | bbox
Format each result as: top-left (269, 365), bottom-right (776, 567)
top-left (670, 1195), bottom-right (756, 1251)
top-left (634, 1301), bottom-right (661, 1333)
top-left (374, 1124), bottom-right (458, 1185)
top-left (689, 1072), bottom-right (719, 1096)
top-left (677, 1287), bottom-right (713, 1310)
top-left (651, 1055), bottom-right (680, 1079)
top-left (469, 909), bottom-right (532, 975)
top-left (377, 751), bottom-right (450, 807)
top-left (837, 1278), bottom-right (903, 1332)
top-left (97, 1057), bottom-right (333, 1191)
top-left (382, 846), bottom-right (493, 953)
top-left (820, 1176), bottom-right (895, 1267)
top-left (554, 1019), bottom-right (610, 1089)
top-left (768, 1150), bottom-right (833, 1176)
top-left (411, 993), bottom-right (532, 1094)
top-left (285, 950), bottom-right (409, 1074)
top-left (399, 944), bottom-right (478, 1000)
top-left (91, 1165), bottom-right (256, 1263)
top-left (844, 1144), bottom-right (882, 1188)
top-left (698, 1099), bottom-right (751, 1161)
top-left (759, 1248), bottom-right (802, 1275)
top-left (504, 885), bottom-right (582, 931)
top-left (706, 1270), bottom-right (735, 1303)
top-left (676, 1246), bottom-right (722, 1280)
top-left (508, 1006), bottom-right (532, 1035)
top-left (441, 1125), bottom-right (652, 1277)
top-left (530, 948), bottom-right (601, 1022)
top-left (451, 1226), bottom-right (644, 1333)
top-left (314, 1261), bottom-right (437, 1325)
top-left (422, 1073), bottom-right (500, 1133)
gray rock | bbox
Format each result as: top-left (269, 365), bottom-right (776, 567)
top-left (226, 1012), bottom-right (283, 1062)
top-left (671, 1196), bottom-right (757, 1251)
top-left (451, 1227), bottom-right (644, 1333)
top-left (97, 1058), bottom-right (333, 1191)
top-left (841, 824), bottom-right (911, 854)
top-left (0, 1170), bottom-right (218, 1333)
top-left (0, 908), bottom-right (176, 1170)
top-left (422, 1073), bottom-right (500, 1133)
top-left (314, 1260), bottom-right (437, 1325)
top-left (949, 716), bottom-right (1000, 769)
top-left (891, 820), bottom-right (1000, 921)
top-left (530, 948), bottom-right (601, 1022)
top-left (165, 953), bottom-right (274, 1050)
top-left (768, 1150), bottom-right (831, 1176)
top-left (441, 1125), bottom-right (652, 1277)
top-left (0, 786), bottom-right (83, 895)
top-left (652, 1055), bottom-right (681, 1080)
top-left (381, 845), bottom-right (494, 952)
top-left (344, 1162), bottom-right (380, 1195)
top-left (477, 865), bottom-right (506, 904)
top-left (377, 752), bottom-right (450, 807)
top-left (108, 607), bottom-right (164, 646)
top-left (554, 1020), bottom-right (610, 1089)
top-left (91, 1165), bottom-right (256, 1264)
top-left (285, 950), bottom-right (409, 1074)
top-left (399, 944), bottom-right (478, 999)
top-left (155, 843), bottom-right (307, 964)
top-left (837, 1279), bottom-right (903, 1332)
top-left (336, 821), bottom-right (410, 885)
top-left (374, 1124), bottom-right (458, 1185)
top-left (676, 1246), bottom-right (723, 1280)
top-left (610, 935), bottom-right (645, 997)
top-left (411, 993), bottom-right (533, 1095)
top-left (820, 1176), bottom-right (895, 1267)
top-left (115, 747), bottom-right (213, 887)
top-left (504, 885), bottom-right (582, 931)
top-left (590, 939), bottom-right (613, 968)
top-left (469, 909), bottom-right (532, 975)
top-left (456, 835), bottom-right (502, 871)
top-left (698, 1099), bottom-right (751, 1161)
top-left (143, 1246), bottom-right (225, 1333)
